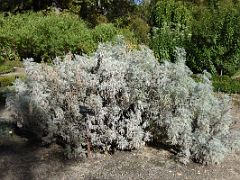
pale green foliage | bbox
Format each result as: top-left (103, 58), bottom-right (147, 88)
top-left (7, 39), bottom-right (240, 164)
top-left (6, 39), bottom-right (152, 158)
top-left (149, 48), bottom-right (238, 164)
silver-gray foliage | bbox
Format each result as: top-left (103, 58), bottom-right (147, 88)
top-left (6, 40), bottom-right (240, 164)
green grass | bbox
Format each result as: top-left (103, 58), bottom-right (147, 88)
top-left (192, 73), bottom-right (240, 94)
top-left (212, 75), bottom-right (240, 94)
top-left (0, 74), bottom-right (25, 87)
top-left (0, 60), bottom-right (23, 74)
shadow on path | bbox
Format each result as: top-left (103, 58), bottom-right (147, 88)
top-left (0, 134), bottom-right (66, 180)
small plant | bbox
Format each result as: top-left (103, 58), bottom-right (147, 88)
top-left (7, 40), bottom-right (240, 164)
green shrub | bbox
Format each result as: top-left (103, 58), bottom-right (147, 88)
top-left (129, 16), bottom-right (150, 44)
top-left (0, 0), bottom-right (78, 12)
top-left (187, 1), bottom-right (240, 75)
top-left (0, 12), bottom-right (137, 63)
top-left (94, 15), bottom-right (109, 25)
top-left (92, 23), bottom-right (118, 43)
top-left (149, 0), bottom-right (240, 76)
top-left (0, 12), bottom-right (96, 62)
top-left (232, 70), bottom-right (240, 81)
top-left (150, 0), bottom-right (192, 61)
top-left (151, 0), bottom-right (192, 29)
top-left (117, 28), bottom-right (138, 46)
top-left (150, 24), bottom-right (191, 61)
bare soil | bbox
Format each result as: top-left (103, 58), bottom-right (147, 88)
top-left (0, 95), bottom-right (240, 180)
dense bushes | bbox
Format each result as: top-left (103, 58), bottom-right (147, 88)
top-left (92, 23), bottom-right (118, 43)
top-left (2, 0), bottom-right (240, 78)
top-left (128, 16), bottom-right (150, 44)
top-left (150, 0), bottom-right (240, 76)
top-left (0, 12), bottom-right (137, 63)
top-left (0, 0), bottom-right (78, 12)
top-left (0, 12), bottom-right (95, 62)
top-left (187, 1), bottom-right (240, 75)
top-left (7, 41), bottom-right (240, 164)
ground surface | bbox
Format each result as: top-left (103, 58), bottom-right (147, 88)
top-left (0, 67), bottom-right (25, 78)
top-left (0, 95), bottom-right (240, 180)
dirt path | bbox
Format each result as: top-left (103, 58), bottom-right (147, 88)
top-left (1, 138), bottom-right (240, 180)
top-left (0, 67), bottom-right (25, 78)
top-left (0, 96), bottom-right (240, 180)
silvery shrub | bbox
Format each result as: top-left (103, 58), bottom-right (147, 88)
top-left (7, 39), bottom-right (240, 164)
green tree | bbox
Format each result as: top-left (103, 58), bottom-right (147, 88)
top-left (187, 0), bottom-right (240, 75)
top-left (150, 0), bottom-right (193, 60)
top-left (79, 0), bottom-right (137, 26)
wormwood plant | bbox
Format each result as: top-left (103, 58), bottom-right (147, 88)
top-left (6, 40), bottom-right (240, 164)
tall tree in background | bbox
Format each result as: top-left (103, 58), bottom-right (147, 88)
top-left (79, 0), bottom-right (138, 26)
top-left (0, 0), bottom-right (78, 12)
